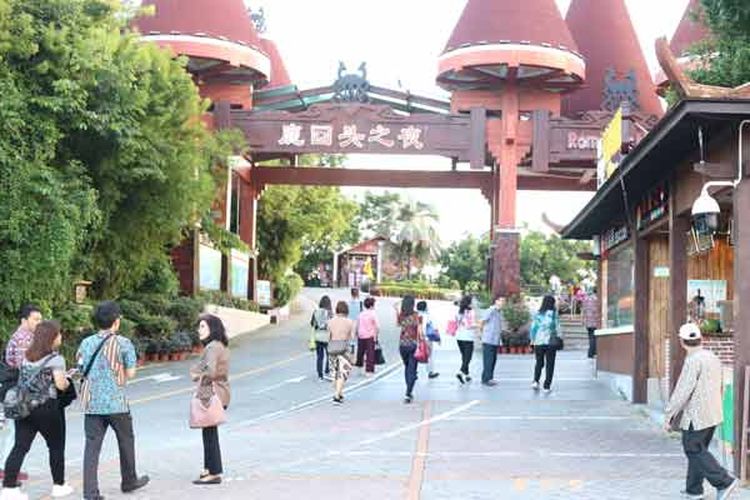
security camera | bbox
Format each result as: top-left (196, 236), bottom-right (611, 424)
top-left (691, 181), bottom-right (732, 235)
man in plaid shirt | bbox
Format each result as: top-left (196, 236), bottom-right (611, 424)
top-left (0, 304), bottom-right (42, 481)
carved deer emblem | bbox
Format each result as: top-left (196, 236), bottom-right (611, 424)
top-left (333, 62), bottom-right (370, 103)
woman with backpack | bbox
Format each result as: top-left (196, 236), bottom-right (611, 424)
top-left (311, 296), bottom-right (333, 381)
top-left (1, 320), bottom-right (74, 500)
top-left (530, 295), bottom-right (562, 393)
top-left (454, 295), bottom-right (478, 384)
top-left (327, 302), bottom-right (355, 404)
top-left (395, 295), bottom-right (424, 404)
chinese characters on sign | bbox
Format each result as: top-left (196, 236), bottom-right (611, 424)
top-left (278, 123), bottom-right (424, 150)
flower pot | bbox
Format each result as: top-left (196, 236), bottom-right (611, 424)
top-left (179, 351), bottom-right (189, 361)
top-left (158, 353), bottom-right (169, 362)
top-left (146, 353), bottom-right (158, 363)
top-left (137, 357), bottom-right (145, 367)
top-left (192, 345), bottom-right (202, 354)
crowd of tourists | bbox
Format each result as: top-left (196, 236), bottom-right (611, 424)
top-left (0, 302), bottom-right (230, 500)
top-left (310, 288), bottom-right (569, 404)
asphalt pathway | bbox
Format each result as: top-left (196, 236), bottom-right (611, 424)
top-left (8, 289), bottom-right (749, 499)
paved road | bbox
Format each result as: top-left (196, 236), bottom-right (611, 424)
top-left (10, 289), bottom-right (749, 499)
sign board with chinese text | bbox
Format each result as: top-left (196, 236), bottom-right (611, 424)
top-left (601, 225), bottom-right (629, 254)
top-left (598, 108), bottom-right (623, 187)
top-left (231, 103), bottom-right (485, 167)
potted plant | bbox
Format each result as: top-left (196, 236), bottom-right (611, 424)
top-left (500, 331), bottom-right (512, 354)
top-left (502, 296), bottom-right (531, 354)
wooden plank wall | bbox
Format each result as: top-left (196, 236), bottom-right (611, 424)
top-left (648, 236), bottom-right (670, 379)
top-left (687, 239), bottom-right (735, 300)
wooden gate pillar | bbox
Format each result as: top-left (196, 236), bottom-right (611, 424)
top-left (238, 169), bottom-right (259, 303)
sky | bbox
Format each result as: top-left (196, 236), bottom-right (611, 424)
top-left (246, 0), bottom-right (691, 242)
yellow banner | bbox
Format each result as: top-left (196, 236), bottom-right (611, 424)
top-left (599, 107), bottom-right (623, 185)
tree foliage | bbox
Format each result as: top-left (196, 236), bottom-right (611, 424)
top-left (520, 231), bottom-right (594, 290)
top-left (439, 235), bottom-right (490, 290)
top-left (690, 0), bottom-right (750, 87)
top-left (0, 0), bottom-right (231, 325)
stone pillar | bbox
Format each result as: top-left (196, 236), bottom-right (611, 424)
top-left (492, 229), bottom-right (521, 298)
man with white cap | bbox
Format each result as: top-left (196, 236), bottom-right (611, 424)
top-left (664, 323), bottom-right (739, 499)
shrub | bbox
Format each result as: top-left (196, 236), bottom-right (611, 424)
top-left (167, 296), bottom-right (206, 331)
top-left (502, 296), bottom-right (531, 332)
top-left (275, 273), bottom-right (304, 307)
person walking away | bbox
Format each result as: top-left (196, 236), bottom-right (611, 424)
top-left (77, 301), bottom-right (148, 500)
top-left (348, 288), bottom-right (363, 354)
top-left (480, 296), bottom-right (504, 386)
top-left (664, 323), bottom-right (739, 500)
top-left (311, 296), bottom-right (333, 381)
top-left (0, 305), bottom-right (42, 482)
top-left (396, 296), bottom-right (423, 403)
top-left (190, 314), bottom-right (230, 485)
top-left (416, 301), bottom-right (439, 379)
top-left (454, 295), bottom-right (478, 384)
top-left (355, 298), bottom-right (379, 377)
top-left (327, 302), bottom-right (354, 404)
top-left (0, 321), bottom-right (74, 500)
top-left (582, 288), bottom-right (600, 359)
top-left (530, 295), bottom-right (561, 393)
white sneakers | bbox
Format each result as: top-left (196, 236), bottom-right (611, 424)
top-left (531, 381), bottom-right (540, 390)
top-left (0, 487), bottom-right (28, 500)
top-left (51, 483), bottom-right (74, 497)
top-left (0, 483), bottom-right (72, 499)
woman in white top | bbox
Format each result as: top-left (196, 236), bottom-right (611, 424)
top-left (454, 295), bottom-right (478, 384)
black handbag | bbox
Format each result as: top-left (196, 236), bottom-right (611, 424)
top-left (548, 313), bottom-right (564, 351)
top-left (58, 380), bottom-right (77, 408)
top-left (375, 342), bottom-right (386, 365)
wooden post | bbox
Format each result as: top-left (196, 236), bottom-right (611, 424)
top-left (668, 179), bottom-right (690, 391)
top-left (734, 173), bottom-right (750, 476)
top-left (470, 108), bottom-right (487, 170)
top-left (633, 234), bottom-right (649, 403)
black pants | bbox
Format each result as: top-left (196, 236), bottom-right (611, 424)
top-left (355, 337), bottom-right (376, 373)
top-left (315, 341), bottom-right (329, 378)
top-left (202, 426), bottom-right (223, 475)
top-left (457, 340), bottom-right (474, 375)
top-left (533, 345), bottom-right (557, 389)
top-left (482, 343), bottom-right (499, 383)
top-left (3, 401), bottom-right (65, 487)
top-left (682, 425), bottom-right (734, 495)
top-left (587, 327), bottom-right (597, 358)
top-left (400, 344), bottom-right (418, 397)
top-left (83, 413), bottom-right (138, 499)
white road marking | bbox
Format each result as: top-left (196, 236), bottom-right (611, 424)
top-left (253, 375), bottom-right (307, 394)
top-left (129, 372), bottom-right (182, 384)
top-left (447, 416), bottom-right (629, 421)
top-left (358, 400), bottom-right (480, 446)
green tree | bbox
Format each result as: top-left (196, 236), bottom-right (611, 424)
top-left (520, 230), bottom-right (593, 290)
top-left (393, 201), bottom-right (441, 279)
top-left (0, 0), bottom-right (231, 326)
top-left (357, 191), bottom-right (403, 238)
top-left (690, 0), bottom-right (750, 87)
top-left (439, 235), bottom-right (490, 290)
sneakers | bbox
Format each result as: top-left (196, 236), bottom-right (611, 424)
top-left (51, 484), bottom-right (73, 497)
top-left (717, 478), bottom-right (740, 500)
top-left (543, 387), bottom-right (552, 394)
top-left (680, 491), bottom-right (704, 499)
top-left (0, 488), bottom-right (27, 500)
top-left (465, 375), bottom-right (472, 382)
top-left (121, 475), bottom-right (149, 493)
top-left (428, 372), bottom-right (440, 379)
top-left (482, 380), bottom-right (498, 386)
top-left (404, 394), bottom-right (413, 404)
top-left (332, 396), bottom-right (343, 405)
top-left (456, 373), bottom-right (465, 384)
top-left (323, 375), bottom-right (334, 381)
top-left (531, 381), bottom-right (540, 390)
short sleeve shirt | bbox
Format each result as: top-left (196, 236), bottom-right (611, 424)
top-left (398, 313), bottom-right (421, 346)
top-left (77, 332), bottom-right (137, 415)
top-left (24, 353), bottom-right (66, 372)
top-left (481, 308), bottom-right (503, 346)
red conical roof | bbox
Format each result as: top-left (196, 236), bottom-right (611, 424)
top-left (670, 0), bottom-right (711, 57)
top-left (564, 0), bottom-right (662, 117)
top-left (135, 0), bottom-right (262, 49)
top-left (444, 0), bottom-right (578, 53)
top-left (438, 0), bottom-right (585, 91)
top-left (260, 38), bottom-right (291, 88)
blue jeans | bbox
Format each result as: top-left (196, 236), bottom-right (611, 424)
top-left (482, 343), bottom-right (499, 383)
top-left (315, 341), bottom-right (329, 378)
top-left (400, 344), bottom-right (418, 397)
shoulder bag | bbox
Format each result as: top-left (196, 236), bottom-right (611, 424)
top-left (189, 352), bottom-right (226, 429)
top-left (548, 313), bottom-right (564, 351)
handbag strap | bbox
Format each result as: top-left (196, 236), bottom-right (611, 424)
top-left (83, 334), bottom-right (113, 379)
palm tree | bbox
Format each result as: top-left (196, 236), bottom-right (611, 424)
top-left (393, 201), bottom-right (441, 279)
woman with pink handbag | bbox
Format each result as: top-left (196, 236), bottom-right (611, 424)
top-left (394, 295), bottom-right (425, 404)
top-left (189, 314), bottom-right (230, 486)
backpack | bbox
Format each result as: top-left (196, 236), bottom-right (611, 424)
top-left (312, 309), bottom-right (330, 330)
top-left (3, 354), bottom-right (57, 420)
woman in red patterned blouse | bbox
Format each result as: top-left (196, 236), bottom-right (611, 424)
top-left (395, 295), bottom-right (424, 404)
